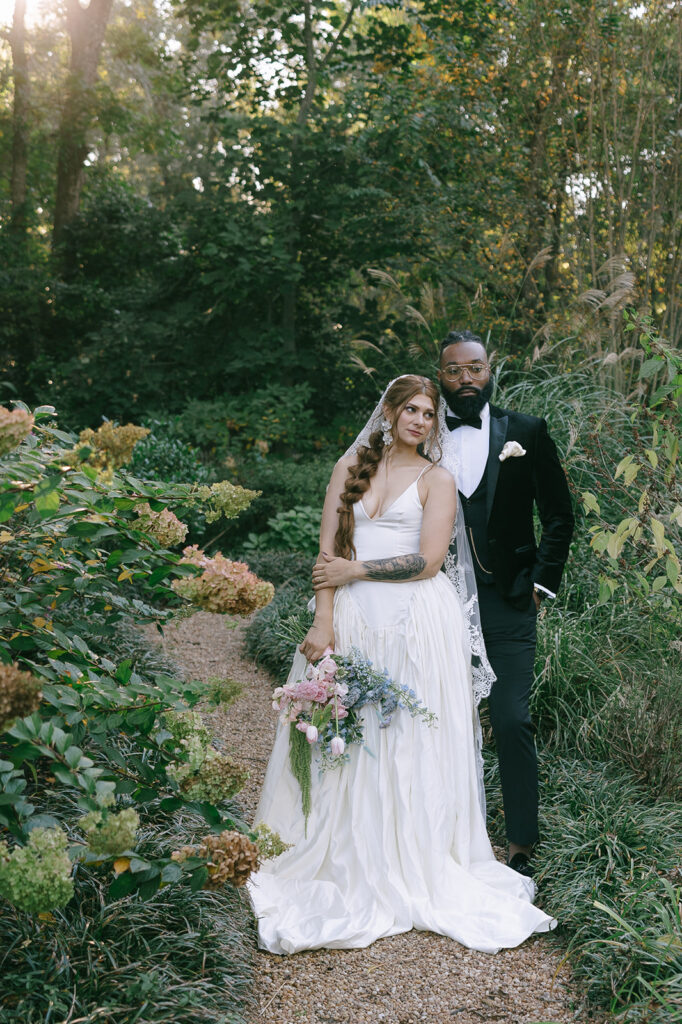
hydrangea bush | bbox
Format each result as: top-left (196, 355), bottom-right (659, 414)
top-left (0, 402), bottom-right (273, 915)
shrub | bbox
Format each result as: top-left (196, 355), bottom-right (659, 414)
top-left (243, 583), bottom-right (312, 684)
top-left (235, 550), bottom-right (313, 589)
top-left (129, 417), bottom-right (215, 485)
top-left (178, 383), bottom-right (317, 458)
top-left (533, 756), bottom-right (682, 1019)
top-left (225, 455), bottom-right (335, 547)
top-left (0, 831), bottom-right (257, 1023)
top-left (242, 505), bottom-right (322, 558)
top-left (0, 403), bottom-right (269, 913)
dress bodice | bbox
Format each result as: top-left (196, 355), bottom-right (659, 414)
top-left (344, 479), bottom-right (425, 629)
top-left (352, 478), bottom-right (424, 560)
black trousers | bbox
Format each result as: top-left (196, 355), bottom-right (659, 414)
top-left (478, 584), bottom-right (539, 847)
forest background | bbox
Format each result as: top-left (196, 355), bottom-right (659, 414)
top-left (0, 2), bottom-right (680, 1023)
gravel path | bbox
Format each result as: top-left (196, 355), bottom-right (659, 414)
top-left (155, 611), bottom-right (598, 1024)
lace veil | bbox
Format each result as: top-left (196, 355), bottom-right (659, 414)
top-left (344, 377), bottom-right (496, 809)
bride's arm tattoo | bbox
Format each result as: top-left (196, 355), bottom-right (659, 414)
top-left (361, 553), bottom-right (426, 581)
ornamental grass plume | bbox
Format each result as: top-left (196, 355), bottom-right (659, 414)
top-left (172, 545), bottom-right (274, 615)
top-left (133, 502), bottom-right (188, 548)
top-left (172, 831), bottom-right (260, 889)
top-left (0, 827), bottom-right (74, 914)
top-left (79, 808), bottom-right (140, 856)
top-left (0, 662), bottom-right (42, 733)
top-left (0, 406), bottom-right (34, 456)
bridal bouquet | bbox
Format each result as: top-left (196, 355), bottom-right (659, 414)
top-left (272, 647), bottom-right (436, 824)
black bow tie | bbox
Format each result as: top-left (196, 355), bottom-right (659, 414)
top-left (446, 414), bottom-right (482, 431)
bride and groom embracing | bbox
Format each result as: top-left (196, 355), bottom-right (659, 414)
top-left (248, 329), bottom-right (575, 955)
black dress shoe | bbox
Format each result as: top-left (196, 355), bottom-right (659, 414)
top-left (507, 852), bottom-right (534, 878)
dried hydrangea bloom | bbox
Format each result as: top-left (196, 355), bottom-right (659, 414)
top-left (0, 827), bottom-right (74, 914)
top-left (67, 422), bottom-right (150, 478)
top-left (0, 662), bottom-right (42, 733)
top-left (0, 406), bottom-right (34, 457)
top-left (172, 830), bottom-right (260, 887)
top-left (79, 807), bottom-right (140, 856)
top-left (200, 831), bottom-right (260, 888)
top-left (172, 546), bottom-right (274, 615)
top-left (133, 502), bottom-right (188, 548)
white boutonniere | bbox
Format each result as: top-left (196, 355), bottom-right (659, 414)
top-left (499, 440), bottom-right (527, 462)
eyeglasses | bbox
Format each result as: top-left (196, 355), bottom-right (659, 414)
top-left (442, 362), bottom-right (489, 382)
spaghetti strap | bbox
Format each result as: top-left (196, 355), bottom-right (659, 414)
top-left (416, 463), bottom-right (431, 482)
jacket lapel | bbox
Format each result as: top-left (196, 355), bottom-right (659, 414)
top-left (486, 407), bottom-right (508, 521)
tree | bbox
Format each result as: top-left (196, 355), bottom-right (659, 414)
top-left (53, 0), bottom-right (114, 257)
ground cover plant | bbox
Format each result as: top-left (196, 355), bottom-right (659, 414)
top-left (0, 407), bottom-right (279, 1022)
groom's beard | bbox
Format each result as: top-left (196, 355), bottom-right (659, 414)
top-left (441, 379), bottom-right (494, 420)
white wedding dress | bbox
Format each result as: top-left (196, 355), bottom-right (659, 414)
top-left (248, 479), bottom-right (555, 954)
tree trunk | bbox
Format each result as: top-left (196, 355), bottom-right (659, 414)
top-left (9, 0), bottom-right (29, 238)
top-left (53, 0), bottom-right (114, 256)
top-left (281, 0), bottom-right (361, 354)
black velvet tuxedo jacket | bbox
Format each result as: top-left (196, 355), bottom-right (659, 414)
top-left (472, 403), bottom-right (574, 607)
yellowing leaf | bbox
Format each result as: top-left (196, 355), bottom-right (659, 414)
top-left (582, 491), bottom-right (601, 515)
top-left (615, 454), bottom-right (635, 480)
top-left (32, 617), bottom-right (48, 629)
top-left (0, 530), bottom-right (13, 543)
top-left (651, 518), bottom-right (667, 555)
top-left (646, 449), bottom-right (658, 469)
top-left (30, 557), bottom-right (54, 573)
top-left (113, 857), bottom-right (131, 874)
top-left (85, 559), bottom-right (99, 566)
top-left (117, 568), bottom-right (134, 582)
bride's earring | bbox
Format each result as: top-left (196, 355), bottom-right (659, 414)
top-left (381, 418), bottom-right (393, 446)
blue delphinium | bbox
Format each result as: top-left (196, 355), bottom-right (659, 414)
top-left (318, 648), bottom-right (436, 770)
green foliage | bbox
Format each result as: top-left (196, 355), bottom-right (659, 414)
top-left (235, 550), bottom-right (313, 590)
top-left (243, 505), bottom-right (322, 558)
top-left (227, 456), bottom-right (335, 549)
top-left (243, 583), bottom-right (312, 684)
top-left (0, 404), bottom-right (265, 913)
top-left (0, 829), bottom-right (256, 1023)
top-left (130, 418), bottom-right (215, 485)
top-left (534, 757), bottom-right (681, 1019)
top-left (206, 677), bottom-right (244, 708)
top-left (178, 384), bottom-right (317, 458)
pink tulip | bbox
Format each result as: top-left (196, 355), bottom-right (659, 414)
top-left (330, 736), bottom-right (345, 756)
top-left (305, 724), bottom-right (318, 744)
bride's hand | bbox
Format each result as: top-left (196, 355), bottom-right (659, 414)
top-left (312, 552), bottom-right (357, 590)
top-left (299, 622), bottom-right (334, 663)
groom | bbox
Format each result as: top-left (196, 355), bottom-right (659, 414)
top-left (438, 329), bottom-right (574, 877)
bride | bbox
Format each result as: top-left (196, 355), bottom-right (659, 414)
top-left (247, 375), bottom-right (555, 954)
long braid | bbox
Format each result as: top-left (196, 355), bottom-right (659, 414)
top-left (334, 430), bottom-right (384, 559)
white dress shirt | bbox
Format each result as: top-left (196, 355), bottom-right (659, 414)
top-left (446, 402), bottom-right (490, 498)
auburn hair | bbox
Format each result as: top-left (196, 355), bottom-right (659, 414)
top-left (334, 375), bottom-right (440, 559)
